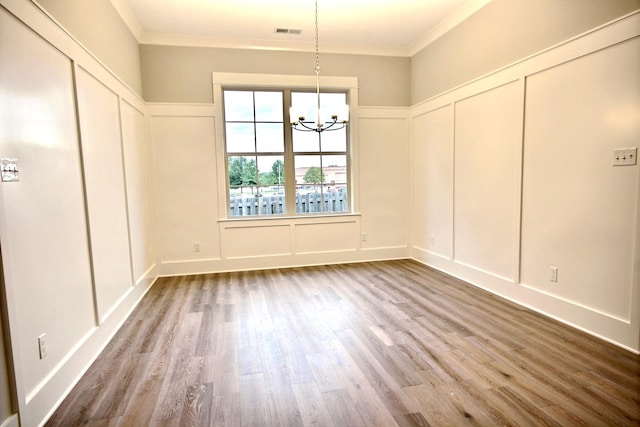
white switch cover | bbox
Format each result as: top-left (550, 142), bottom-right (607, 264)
top-left (38, 334), bottom-right (47, 359)
top-left (1, 158), bottom-right (19, 182)
top-left (613, 147), bottom-right (637, 166)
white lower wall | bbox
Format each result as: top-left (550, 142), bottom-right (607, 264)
top-left (149, 104), bottom-right (410, 276)
top-left (411, 12), bottom-right (640, 352)
top-left (0, 1), bottom-right (157, 425)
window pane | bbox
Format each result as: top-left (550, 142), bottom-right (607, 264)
top-left (255, 91), bottom-right (283, 122)
top-left (256, 123), bottom-right (284, 152)
top-left (257, 156), bottom-right (285, 187)
top-left (252, 187), bottom-right (285, 215)
top-left (255, 156), bottom-right (285, 216)
top-left (226, 123), bottom-right (255, 153)
top-left (291, 92), bottom-right (347, 123)
top-left (295, 156), bottom-right (323, 213)
top-left (322, 155), bottom-right (347, 185)
top-left (294, 155), bottom-right (321, 185)
top-left (291, 92), bottom-right (317, 123)
top-left (293, 129), bottom-right (320, 152)
top-left (228, 156), bottom-right (257, 188)
top-left (320, 127), bottom-right (347, 152)
top-left (322, 154), bottom-right (348, 212)
top-left (322, 185), bottom-right (348, 213)
top-left (228, 155), bottom-right (259, 217)
top-left (224, 91), bottom-right (254, 121)
top-left (292, 91), bottom-right (347, 152)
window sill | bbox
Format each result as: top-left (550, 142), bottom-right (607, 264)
top-left (218, 212), bottom-right (361, 225)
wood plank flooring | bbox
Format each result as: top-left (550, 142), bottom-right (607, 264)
top-left (46, 260), bottom-right (640, 426)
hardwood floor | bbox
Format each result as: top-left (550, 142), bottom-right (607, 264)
top-left (46, 260), bottom-right (640, 426)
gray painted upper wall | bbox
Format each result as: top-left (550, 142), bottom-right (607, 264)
top-left (140, 46), bottom-right (411, 106)
top-left (411, 0), bottom-right (640, 104)
top-left (34, 0), bottom-right (638, 106)
top-left (35, 0), bottom-right (143, 96)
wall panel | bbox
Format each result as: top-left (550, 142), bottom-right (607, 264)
top-left (0, 5), bottom-right (95, 400)
top-left (295, 221), bottom-right (358, 254)
top-left (76, 67), bottom-right (134, 322)
top-left (121, 100), bottom-right (155, 283)
top-left (411, 105), bottom-right (454, 258)
top-left (358, 114), bottom-right (409, 251)
top-left (453, 82), bottom-right (522, 281)
top-left (151, 114), bottom-right (220, 264)
top-left (223, 225), bottom-right (292, 258)
top-left (521, 38), bottom-right (640, 321)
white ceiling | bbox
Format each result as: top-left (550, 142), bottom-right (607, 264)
top-left (111, 0), bottom-right (492, 56)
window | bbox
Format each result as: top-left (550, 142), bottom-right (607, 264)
top-left (224, 89), bottom-right (349, 217)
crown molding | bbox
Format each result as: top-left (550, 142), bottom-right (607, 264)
top-left (109, 0), bottom-right (143, 40)
top-left (111, 0), bottom-right (493, 58)
top-left (408, 0), bottom-right (493, 56)
top-left (140, 32), bottom-right (410, 57)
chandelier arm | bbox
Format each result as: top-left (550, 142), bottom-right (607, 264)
top-left (294, 121), bottom-right (320, 132)
top-left (319, 120), bottom-right (347, 132)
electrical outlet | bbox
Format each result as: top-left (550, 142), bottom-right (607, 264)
top-left (613, 147), bottom-right (637, 166)
top-left (38, 334), bottom-right (47, 359)
top-left (361, 232), bottom-right (367, 242)
top-left (550, 266), bottom-right (558, 283)
top-left (193, 242), bottom-right (200, 252)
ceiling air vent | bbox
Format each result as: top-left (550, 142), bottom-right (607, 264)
top-left (275, 28), bottom-right (302, 35)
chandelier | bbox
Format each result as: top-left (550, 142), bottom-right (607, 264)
top-left (290, 0), bottom-right (349, 132)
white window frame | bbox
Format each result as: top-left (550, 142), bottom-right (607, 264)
top-left (212, 72), bottom-right (360, 220)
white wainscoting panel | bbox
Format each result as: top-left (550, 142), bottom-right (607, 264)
top-left (223, 224), bottom-right (292, 259)
top-left (411, 105), bottom-right (454, 259)
top-left (453, 81), bottom-right (523, 282)
top-left (150, 114), bottom-right (221, 264)
top-left (76, 66), bottom-right (134, 323)
top-left (295, 220), bottom-right (359, 254)
top-left (410, 12), bottom-right (640, 352)
top-left (0, 6), bottom-right (96, 423)
top-left (150, 103), bottom-right (408, 275)
top-left (120, 99), bottom-right (156, 285)
top-left (358, 112), bottom-right (410, 251)
top-left (520, 37), bottom-right (640, 322)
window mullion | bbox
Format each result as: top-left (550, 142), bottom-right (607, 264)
top-left (283, 89), bottom-right (297, 214)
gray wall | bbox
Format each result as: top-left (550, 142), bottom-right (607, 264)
top-left (36, 0), bottom-right (143, 96)
top-left (34, 0), bottom-right (639, 106)
top-left (411, 0), bottom-right (640, 104)
top-left (141, 45), bottom-right (411, 106)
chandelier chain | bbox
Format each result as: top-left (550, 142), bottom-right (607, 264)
top-left (314, 0), bottom-right (321, 128)
top-left (315, 0), bottom-right (320, 74)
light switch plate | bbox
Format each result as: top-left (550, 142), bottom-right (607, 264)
top-left (1, 158), bottom-right (19, 182)
top-left (613, 147), bottom-right (637, 166)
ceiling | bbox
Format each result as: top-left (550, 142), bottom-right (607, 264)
top-left (111, 0), bottom-right (492, 56)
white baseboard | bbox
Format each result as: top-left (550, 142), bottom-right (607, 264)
top-left (411, 247), bottom-right (640, 353)
top-left (158, 246), bottom-right (410, 276)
